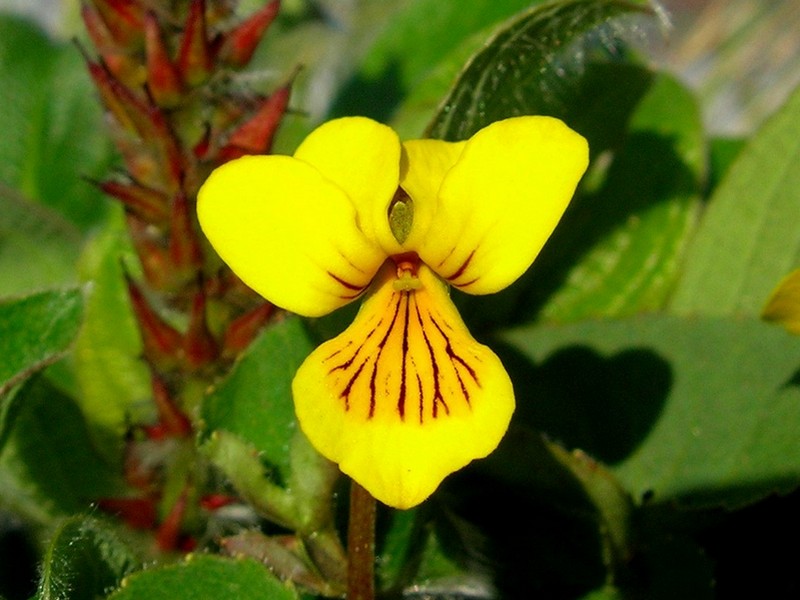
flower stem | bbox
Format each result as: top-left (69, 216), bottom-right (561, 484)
top-left (347, 479), bottom-right (376, 600)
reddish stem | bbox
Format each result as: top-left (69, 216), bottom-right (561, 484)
top-left (347, 480), bottom-right (376, 600)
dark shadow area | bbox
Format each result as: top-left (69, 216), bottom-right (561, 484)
top-left (329, 59), bottom-right (406, 123)
top-left (699, 487), bottom-right (800, 598)
top-left (561, 62), bottom-right (656, 160)
top-left (431, 428), bottom-right (612, 599)
top-left (494, 341), bottom-right (672, 465)
top-left (9, 376), bottom-right (122, 512)
top-left (783, 366), bottom-right (800, 389)
top-left (0, 520), bottom-right (38, 600)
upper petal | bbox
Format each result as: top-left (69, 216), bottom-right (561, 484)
top-left (197, 154), bottom-right (385, 317)
top-left (292, 262), bottom-right (514, 509)
top-left (294, 117), bottom-right (403, 255)
top-left (417, 116), bottom-right (589, 294)
top-left (398, 138), bottom-right (466, 250)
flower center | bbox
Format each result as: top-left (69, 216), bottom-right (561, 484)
top-left (392, 252), bottom-right (421, 292)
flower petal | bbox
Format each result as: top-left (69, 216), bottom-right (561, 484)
top-left (294, 116), bottom-right (402, 254)
top-left (763, 268), bottom-right (800, 335)
top-left (398, 139), bottom-right (466, 250)
top-left (293, 262), bottom-right (514, 509)
top-left (417, 116), bottom-right (589, 294)
top-left (197, 154), bottom-right (385, 317)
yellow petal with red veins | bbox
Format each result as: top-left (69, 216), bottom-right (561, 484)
top-left (197, 154), bottom-right (385, 317)
top-left (292, 262), bottom-right (515, 509)
top-left (294, 116), bottom-right (403, 255)
top-left (418, 116), bottom-right (589, 295)
top-left (763, 268), bottom-right (800, 335)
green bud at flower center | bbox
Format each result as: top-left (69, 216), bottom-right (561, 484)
top-left (388, 188), bottom-right (413, 244)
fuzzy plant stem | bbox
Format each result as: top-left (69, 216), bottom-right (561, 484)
top-left (347, 479), bottom-right (377, 600)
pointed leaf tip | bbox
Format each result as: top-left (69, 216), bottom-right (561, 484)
top-left (219, 0), bottom-right (281, 68)
top-left (218, 84), bottom-right (291, 162)
top-left (177, 0), bottom-right (213, 86)
top-left (144, 11), bottom-right (183, 107)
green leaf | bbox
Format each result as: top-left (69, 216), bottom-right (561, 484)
top-left (203, 431), bottom-right (300, 529)
top-left (579, 587), bottom-right (624, 600)
top-left (0, 287), bottom-right (83, 396)
top-left (35, 515), bottom-right (139, 600)
top-left (0, 383), bottom-right (24, 452)
top-left (0, 185), bottom-right (83, 298)
top-left (546, 442), bottom-right (633, 573)
top-left (0, 15), bottom-right (113, 231)
top-left (107, 554), bottom-right (299, 600)
top-left (706, 136), bottom-right (746, 194)
top-left (376, 506), bottom-right (495, 598)
top-left (426, 0), bottom-right (652, 141)
top-left (0, 377), bottom-right (123, 523)
top-left (669, 83), bottom-right (800, 316)
top-left (202, 319), bottom-right (340, 533)
top-left (202, 317), bottom-right (314, 481)
top-left (526, 73), bottom-right (705, 322)
top-left (498, 314), bottom-right (800, 508)
top-left (330, 0), bottom-right (538, 123)
top-left (71, 211), bottom-right (150, 463)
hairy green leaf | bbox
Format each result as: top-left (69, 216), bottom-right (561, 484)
top-left (427, 0), bottom-right (652, 141)
top-left (35, 516), bottom-right (139, 600)
top-left (202, 317), bottom-right (313, 482)
top-left (0, 378), bottom-right (123, 523)
top-left (0, 288), bottom-right (83, 396)
top-left (107, 554), bottom-right (298, 600)
top-left (331, 0), bottom-right (537, 123)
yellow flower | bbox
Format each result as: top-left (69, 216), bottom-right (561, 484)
top-left (198, 116), bottom-right (588, 508)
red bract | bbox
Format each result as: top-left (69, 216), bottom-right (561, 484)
top-left (218, 0), bottom-right (281, 67)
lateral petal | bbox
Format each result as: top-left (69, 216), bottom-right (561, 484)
top-left (197, 154), bottom-right (385, 317)
top-left (294, 117), bottom-right (402, 254)
top-left (418, 116), bottom-right (589, 294)
top-left (293, 262), bottom-right (515, 509)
